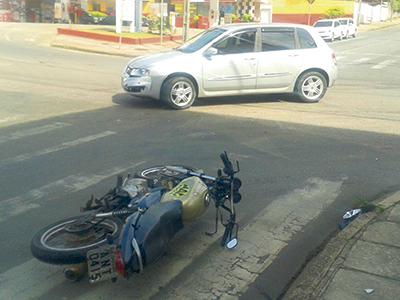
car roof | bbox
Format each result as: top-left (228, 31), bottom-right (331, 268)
top-left (218, 22), bottom-right (315, 32)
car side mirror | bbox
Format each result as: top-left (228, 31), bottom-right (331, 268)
top-left (204, 47), bottom-right (218, 58)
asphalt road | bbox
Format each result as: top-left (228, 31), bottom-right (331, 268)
top-left (0, 24), bottom-right (399, 299)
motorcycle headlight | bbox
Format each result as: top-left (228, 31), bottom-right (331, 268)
top-left (126, 67), bottom-right (150, 77)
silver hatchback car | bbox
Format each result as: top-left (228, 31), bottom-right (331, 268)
top-left (122, 23), bottom-right (338, 109)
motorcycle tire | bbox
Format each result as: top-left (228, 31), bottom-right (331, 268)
top-left (139, 165), bottom-right (197, 189)
top-left (31, 215), bottom-right (123, 265)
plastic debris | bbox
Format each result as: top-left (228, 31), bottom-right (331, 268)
top-left (338, 209), bottom-right (362, 230)
top-left (364, 288), bottom-right (374, 294)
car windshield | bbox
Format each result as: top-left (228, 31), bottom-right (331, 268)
top-left (176, 28), bottom-right (227, 53)
top-left (314, 21), bottom-right (333, 27)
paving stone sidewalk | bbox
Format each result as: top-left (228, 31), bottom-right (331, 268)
top-left (284, 191), bottom-right (400, 300)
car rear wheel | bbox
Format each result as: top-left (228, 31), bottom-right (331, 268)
top-left (161, 76), bottom-right (197, 110)
top-left (295, 71), bottom-right (327, 103)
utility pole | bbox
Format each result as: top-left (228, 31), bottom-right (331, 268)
top-left (307, 0), bottom-right (316, 26)
top-left (182, 0), bottom-right (190, 42)
top-left (357, 0), bottom-right (363, 25)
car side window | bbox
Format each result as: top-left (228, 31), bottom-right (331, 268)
top-left (349, 20), bottom-right (354, 25)
top-left (213, 30), bottom-right (256, 55)
top-left (297, 28), bottom-right (317, 49)
top-left (334, 21), bottom-right (340, 27)
top-left (260, 28), bottom-right (296, 52)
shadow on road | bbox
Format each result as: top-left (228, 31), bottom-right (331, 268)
top-left (112, 92), bottom-right (302, 110)
top-left (112, 93), bottom-right (168, 110)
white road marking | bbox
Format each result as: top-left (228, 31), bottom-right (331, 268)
top-left (0, 131), bottom-right (116, 167)
top-left (161, 178), bottom-right (343, 299)
top-left (3, 34), bottom-right (10, 41)
top-left (371, 60), bottom-right (396, 70)
top-left (355, 57), bottom-right (371, 63)
top-left (336, 56), bottom-right (345, 61)
top-left (0, 161), bottom-right (146, 223)
top-left (24, 38), bottom-right (35, 42)
top-left (0, 259), bottom-right (63, 300)
top-left (0, 122), bottom-right (71, 144)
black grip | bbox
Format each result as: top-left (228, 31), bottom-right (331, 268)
top-left (220, 152), bottom-right (234, 175)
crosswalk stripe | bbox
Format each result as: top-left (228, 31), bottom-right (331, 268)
top-left (355, 57), bottom-right (371, 63)
top-left (371, 60), bottom-right (396, 70)
top-left (0, 259), bottom-right (63, 300)
top-left (0, 131), bottom-right (116, 167)
top-left (0, 122), bottom-right (71, 144)
top-left (158, 177), bottom-right (343, 299)
top-left (0, 161), bottom-right (146, 223)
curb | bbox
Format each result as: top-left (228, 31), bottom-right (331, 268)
top-left (283, 190), bottom-right (400, 300)
top-left (57, 28), bottom-right (182, 44)
top-left (51, 43), bottom-right (139, 58)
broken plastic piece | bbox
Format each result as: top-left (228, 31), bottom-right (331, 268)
top-left (343, 209), bottom-right (362, 219)
top-left (338, 209), bottom-right (362, 230)
top-left (364, 288), bottom-right (374, 294)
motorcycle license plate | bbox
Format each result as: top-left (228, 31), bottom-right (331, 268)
top-left (87, 245), bottom-right (116, 283)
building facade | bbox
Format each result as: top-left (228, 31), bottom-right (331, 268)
top-left (1, 0), bottom-right (356, 25)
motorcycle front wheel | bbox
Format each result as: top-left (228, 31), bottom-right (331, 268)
top-left (31, 215), bottom-right (123, 265)
top-left (139, 165), bottom-right (196, 189)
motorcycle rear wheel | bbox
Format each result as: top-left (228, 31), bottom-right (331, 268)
top-left (31, 215), bottom-right (123, 265)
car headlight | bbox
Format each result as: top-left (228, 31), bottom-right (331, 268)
top-left (126, 67), bottom-right (150, 77)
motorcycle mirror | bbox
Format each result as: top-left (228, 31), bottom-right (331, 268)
top-left (226, 238), bottom-right (238, 249)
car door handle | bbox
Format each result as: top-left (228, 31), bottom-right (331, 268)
top-left (244, 57), bottom-right (257, 61)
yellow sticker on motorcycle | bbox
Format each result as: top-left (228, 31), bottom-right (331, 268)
top-left (170, 183), bottom-right (190, 197)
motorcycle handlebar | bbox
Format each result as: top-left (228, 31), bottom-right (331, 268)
top-left (220, 152), bottom-right (234, 176)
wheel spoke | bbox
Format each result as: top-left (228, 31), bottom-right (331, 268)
top-left (183, 87), bottom-right (192, 94)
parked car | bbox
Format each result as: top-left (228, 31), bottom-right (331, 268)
top-left (122, 23), bottom-right (338, 109)
top-left (336, 18), bottom-right (357, 39)
top-left (313, 19), bottom-right (343, 42)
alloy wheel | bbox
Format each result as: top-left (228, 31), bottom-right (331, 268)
top-left (170, 82), bottom-right (194, 107)
top-left (301, 76), bottom-right (324, 101)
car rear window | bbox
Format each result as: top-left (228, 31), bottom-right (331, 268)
top-left (297, 28), bottom-right (317, 49)
top-left (261, 28), bottom-right (296, 51)
top-left (314, 21), bottom-right (332, 27)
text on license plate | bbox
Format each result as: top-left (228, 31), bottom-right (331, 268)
top-left (87, 244), bottom-right (116, 283)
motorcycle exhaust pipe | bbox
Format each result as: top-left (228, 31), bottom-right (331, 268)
top-left (63, 263), bottom-right (88, 282)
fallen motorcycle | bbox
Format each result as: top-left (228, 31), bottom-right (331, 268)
top-left (30, 152), bottom-right (242, 283)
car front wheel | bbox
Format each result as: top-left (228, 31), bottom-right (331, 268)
top-left (295, 71), bottom-right (327, 103)
top-left (161, 76), bottom-right (197, 110)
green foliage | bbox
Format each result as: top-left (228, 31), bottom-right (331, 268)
top-left (324, 7), bottom-right (346, 19)
top-left (147, 15), bottom-right (170, 35)
top-left (352, 199), bottom-right (384, 214)
top-left (88, 11), bottom-right (107, 18)
top-left (393, 0), bottom-right (400, 12)
top-left (240, 14), bottom-right (253, 22)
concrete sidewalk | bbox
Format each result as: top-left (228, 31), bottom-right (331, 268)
top-left (284, 192), bottom-right (400, 300)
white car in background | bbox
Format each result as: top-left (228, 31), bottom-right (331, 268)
top-left (313, 19), bottom-right (343, 42)
top-left (336, 18), bottom-right (357, 39)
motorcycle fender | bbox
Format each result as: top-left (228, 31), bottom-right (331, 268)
top-left (118, 213), bottom-right (137, 265)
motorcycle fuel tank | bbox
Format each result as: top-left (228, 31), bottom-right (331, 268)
top-left (161, 176), bottom-right (209, 222)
